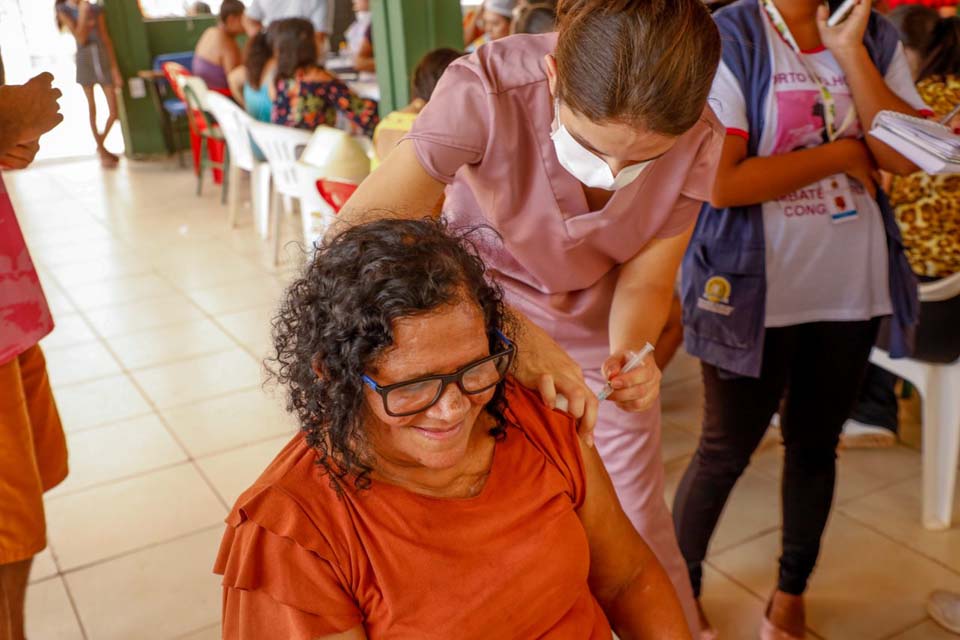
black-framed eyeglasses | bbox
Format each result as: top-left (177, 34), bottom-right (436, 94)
top-left (362, 331), bottom-right (515, 417)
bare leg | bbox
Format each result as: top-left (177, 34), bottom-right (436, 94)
top-left (83, 85), bottom-right (117, 167)
top-left (0, 557), bottom-right (33, 640)
top-left (82, 85), bottom-right (103, 149)
top-left (100, 83), bottom-right (120, 158)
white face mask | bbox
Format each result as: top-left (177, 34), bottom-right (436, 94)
top-left (549, 102), bottom-right (652, 191)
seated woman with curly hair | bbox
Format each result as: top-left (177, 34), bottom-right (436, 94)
top-left (213, 218), bottom-right (689, 640)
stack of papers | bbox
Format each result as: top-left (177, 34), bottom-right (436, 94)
top-left (869, 110), bottom-right (960, 174)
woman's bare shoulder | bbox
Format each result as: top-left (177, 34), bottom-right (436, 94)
top-left (302, 66), bottom-right (336, 83)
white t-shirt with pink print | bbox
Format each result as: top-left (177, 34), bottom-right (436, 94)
top-left (708, 9), bottom-right (930, 328)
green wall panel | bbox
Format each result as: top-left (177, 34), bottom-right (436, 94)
top-left (371, 0), bottom-right (463, 115)
top-left (103, 0), bottom-right (214, 157)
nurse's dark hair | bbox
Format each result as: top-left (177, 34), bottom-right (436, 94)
top-left (554, 0), bottom-right (721, 136)
top-left (918, 16), bottom-right (960, 81)
top-left (272, 17), bottom-right (317, 80)
top-left (411, 48), bottom-right (463, 102)
top-left (267, 218), bottom-right (511, 493)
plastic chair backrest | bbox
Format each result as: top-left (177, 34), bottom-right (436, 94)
top-left (161, 61), bottom-right (191, 103)
top-left (316, 180), bottom-right (358, 213)
top-left (153, 52), bottom-right (194, 72)
top-left (920, 271), bottom-right (960, 303)
top-left (182, 79), bottom-right (216, 135)
top-left (299, 126), bottom-right (371, 184)
top-left (248, 122), bottom-right (312, 197)
top-left (205, 93), bottom-right (256, 172)
top-left (182, 76), bottom-right (211, 112)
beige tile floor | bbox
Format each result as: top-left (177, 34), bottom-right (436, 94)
top-left (7, 159), bottom-right (954, 639)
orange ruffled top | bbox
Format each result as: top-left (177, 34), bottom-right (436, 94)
top-left (213, 379), bottom-right (612, 639)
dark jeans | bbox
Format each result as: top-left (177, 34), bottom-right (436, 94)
top-left (672, 320), bottom-right (879, 597)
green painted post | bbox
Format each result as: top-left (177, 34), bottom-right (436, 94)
top-left (370, 0), bottom-right (463, 115)
top-left (102, 0), bottom-right (214, 157)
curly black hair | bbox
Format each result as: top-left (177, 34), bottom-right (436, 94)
top-left (267, 218), bottom-right (512, 492)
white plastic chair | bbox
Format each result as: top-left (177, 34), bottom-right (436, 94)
top-left (295, 126), bottom-right (371, 247)
top-left (204, 93), bottom-right (272, 235)
top-left (247, 121), bottom-right (312, 265)
top-left (869, 270), bottom-right (960, 530)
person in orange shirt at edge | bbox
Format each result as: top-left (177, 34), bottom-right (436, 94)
top-left (214, 218), bottom-right (691, 639)
top-left (0, 72), bottom-right (68, 640)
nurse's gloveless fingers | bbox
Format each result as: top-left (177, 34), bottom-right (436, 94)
top-left (615, 384), bottom-right (661, 413)
top-left (607, 365), bottom-right (661, 402)
top-left (552, 375), bottom-right (598, 442)
top-left (609, 356), bottom-right (658, 390)
top-left (580, 397), bottom-right (597, 448)
top-left (564, 386), bottom-right (587, 422)
top-left (537, 374), bottom-right (558, 409)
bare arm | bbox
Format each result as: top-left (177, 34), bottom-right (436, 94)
top-left (227, 65), bottom-right (246, 104)
top-left (577, 437), bottom-right (690, 639)
top-left (58, 7), bottom-right (90, 46)
top-left (711, 134), bottom-right (878, 209)
top-left (221, 34), bottom-right (242, 74)
top-left (355, 39), bottom-right (376, 73)
top-left (601, 220), bottom-right (695, 413)
top-left (817, 1), bottom-right (919, 175)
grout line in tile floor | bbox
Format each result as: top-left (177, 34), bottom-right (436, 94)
top-left (833, 469), bottom-right (924, 507)
top-left (46, 428), bottom-right (294, 501)
top-left (41, 252), bottom-right (253, 515)
top-left (837, 504), bottom-right (960, 578)
top-left (880, 615), bottom-right (937, 640)
top-left (27, 575), bottom-right (90, 640)
top-left (709, 524), bottom-right (782, 557)
top-left (61, 574), bottom-right (91, 640)
top-left (52, 523), bottom-right (226, 580)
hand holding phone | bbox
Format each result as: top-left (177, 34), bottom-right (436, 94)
top-left (819, 0), bottom-right (871, 58)
top-left (827, 0), bottom-right (858, 27)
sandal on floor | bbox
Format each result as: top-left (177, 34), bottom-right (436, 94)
top-left (697, 599), bottom-right (719, 640)
top-left (760, 616), bottom-right (805, 640)
top-left (760, 596), bottom-right (806, 640)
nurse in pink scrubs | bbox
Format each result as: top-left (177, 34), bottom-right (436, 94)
top-left (340, 0), bottom-right (723, 633)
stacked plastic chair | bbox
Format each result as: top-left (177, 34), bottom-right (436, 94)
top-left (204, 93), bottom-right (273, 236)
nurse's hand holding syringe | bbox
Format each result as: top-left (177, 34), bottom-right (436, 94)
top-left (597, 343), bottom-right (656, 402)
top-left (555, 342), bottom-right (657, 426)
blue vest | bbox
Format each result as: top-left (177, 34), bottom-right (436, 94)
top-left (681, 0), bottom-right (919, 378)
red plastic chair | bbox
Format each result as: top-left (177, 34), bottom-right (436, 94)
top-left (315, 180), bottom-right (359, 213)
top-left (161, 62), bottom-right (225, 185)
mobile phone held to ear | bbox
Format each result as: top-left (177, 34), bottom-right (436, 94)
top-left (827, 0), bottom-right (858, 27)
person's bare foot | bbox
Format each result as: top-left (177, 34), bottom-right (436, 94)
top-left (98, 148), bottom-right (118, 168)
top-left (697, 599), bottom-right (719, 640)
top-left (763, 590), bottom-right (806, 639)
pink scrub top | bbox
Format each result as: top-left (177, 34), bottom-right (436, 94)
top-left (407, 33), bottom-right (724, 370)
top-left (0, 174), bottom-right (53, 364)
